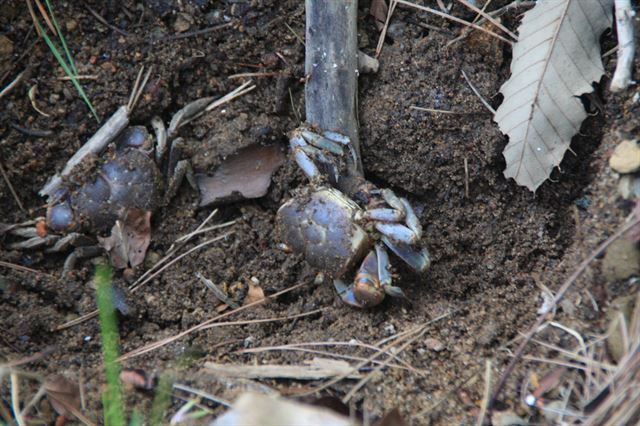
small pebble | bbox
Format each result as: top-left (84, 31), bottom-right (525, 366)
top-left (425, 337), bottom-right (445, 352)
top-left (610, 139), bottom-right (640, 174)
top-left (144, 250), bottom-right (161, 269)
top-left (65, 19), bottom-right (78, 32)
top-left (383, 323), bottom-right (396, 335)
top-left (618, 174), bottom-right (640, 200)
top-left (122, 268), bottom-right (135, 283)
top-left (574, 196), bottom-right (591, 209)
top-left (261, 52), bottom-right (279, 68)
top-left (205, 10), bottom-right (224, 25)
top-left (173, 13), bottom-right (193, 33)
top-left (602, 237), bottom-right (640, 284)
top-left (100, 61), bottom-right (117, 74)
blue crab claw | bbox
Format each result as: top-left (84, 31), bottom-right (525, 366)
top-left (382, 235), bottom-right (431, 273)
top-left (334, 250), bottom-right (387, 308)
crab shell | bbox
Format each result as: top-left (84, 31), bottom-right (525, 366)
top-left (47, 127), bottom-right (163, 233)
top-left (276, 187), bottom-right (371, 278)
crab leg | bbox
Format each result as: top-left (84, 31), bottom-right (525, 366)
top-left (321, 130), bottom-right (351, 145)
top-left (292, 146), bottom-right (321, 180)
top-left (300, 129), bottom-right (345, 155)
top-left (363, 208), bottom-right (405, 222)
top-left (375, 223), bottom-right (419, 245)
top-left (400, 198), bottom-right (422, 239)
top-left (381, 235), bottom-right (431, 273)
top-left (375, 244), bottom-right (392, 287)
top-left (375, 244), bottom-right (407, 298)
top-left (380, 189), bottom-right (405, 212)
top-left (291, 134), bottom-right (342, 183)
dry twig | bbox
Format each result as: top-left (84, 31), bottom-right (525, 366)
top-left (0, 162), bottom-right (25, 212)
top-left (118, 282), bottom-right (307, 361)
top-left (395, 0), bottom-right (513, 45)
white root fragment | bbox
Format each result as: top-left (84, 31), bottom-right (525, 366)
top-left (204, 358), bottom-right (361, 380)
top-left (611, 0), bottom-right (636, 92)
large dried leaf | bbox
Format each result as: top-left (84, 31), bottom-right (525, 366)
top-left (197, 143), bottom-right (285, 207)
top-left (44, 375), bottom-right (80, 417)
top-left (494, 0), bottom-right (613, 191)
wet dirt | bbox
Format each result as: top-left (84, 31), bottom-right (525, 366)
top-left (1, 0), bottom-right (637, 424)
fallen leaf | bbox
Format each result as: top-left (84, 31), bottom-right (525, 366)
top-left (197, 143), bottom-right (285, 207)
top-left (120, 368), bottom-right (154, 391)
top-left (494, 0), bottom-right (614, 191)
top-left (244, 282), bottom-right (265, 305)
top-left (44, 375), bottom-right (80, 418)
top-left (98, 208), bottom-right (151, 269)
top-left (370, 0), bottom-right (388, 31)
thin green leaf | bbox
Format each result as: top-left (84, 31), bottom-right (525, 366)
top-left (187, 408), bottom-right (212, 420)
top-left (43, 0), bottom-right (78, 76)
top-left (150, 372), bottom-right (174, 426)
top-left (35, 20), bottom-right (100, 122)
top-left (95, 264), bottom-right (125, 426)
top-left (128, 410), bottom-right (144, 426)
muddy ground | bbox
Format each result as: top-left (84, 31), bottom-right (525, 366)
top-left (1, 0), bottom-right (638, 424)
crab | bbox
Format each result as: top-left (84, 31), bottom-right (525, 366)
top-left (1, 97), bottom-right (218, 275)
top-left (276, 127), bottom-right (431, 308)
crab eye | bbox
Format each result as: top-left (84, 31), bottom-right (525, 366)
top-left (47, 200), bottom-right (75, 231)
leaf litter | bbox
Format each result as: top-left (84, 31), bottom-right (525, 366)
top-left (494, 0), bottom-right (614, 191)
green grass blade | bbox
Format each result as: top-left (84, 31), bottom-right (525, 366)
top-left (43, 0), bottom-right (78, 76)
top-left (128, 409), bottom-right (144, 426)
top-left (150, 372), bottom-right (174, 426)
top-left (35, 20), bottom-right (100, 122)
top-left (95, 264), bottom-right (125, 426)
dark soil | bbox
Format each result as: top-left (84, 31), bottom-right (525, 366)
top-left (1, 0), bottom-right (636, 424)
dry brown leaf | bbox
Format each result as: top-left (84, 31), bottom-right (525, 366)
top-left (98, 208), bottom-right (151, 269)
top-left (44, 375), bottom-right (80, 418)
top-left (494, 0), bottom-right (613, 191)
top-left (370, 0), bottom-right (388, 31)
top-left (197, 143), bottom-right (285, 207)
top-left (244, 282), bottom-right (266, 305)
top-left (120, 368), bottom-right (154, 391)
